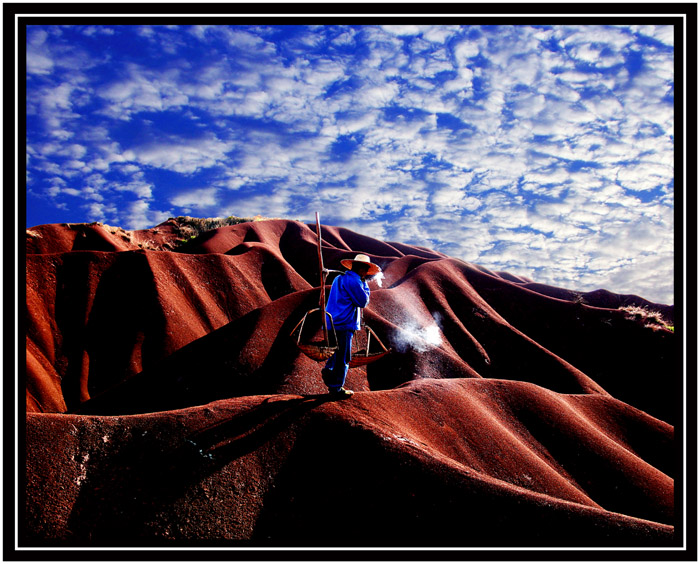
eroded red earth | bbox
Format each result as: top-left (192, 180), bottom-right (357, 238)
top-left (24, 218), bottom-right (677, 548)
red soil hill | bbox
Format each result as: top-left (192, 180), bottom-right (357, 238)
top-left (23, 218), bottom-right (678, 548)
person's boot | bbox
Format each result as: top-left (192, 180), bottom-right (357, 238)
top-left (328, 387), bottom-right (354, 399)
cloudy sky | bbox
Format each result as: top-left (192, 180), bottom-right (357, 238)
top-left (25, 22), bottom-right (676, 304)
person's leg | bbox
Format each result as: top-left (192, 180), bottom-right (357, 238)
top-left (322, 330), bottom-right (353, 391)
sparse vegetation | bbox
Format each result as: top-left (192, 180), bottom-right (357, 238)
top-left (619, 305), bottom-right (673, 332)
top-left (174, 215), bottom-right (251, 237)
top-left (176, 215), bottom-right (256, 233)
top-left (171, 215), bottom-right (268, 245)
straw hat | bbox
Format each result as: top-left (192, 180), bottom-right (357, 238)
top-left (340, 254), bottom-right (381, 276)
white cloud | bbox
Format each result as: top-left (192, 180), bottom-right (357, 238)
top-left (81, 200), bottom-right (119, 223)
top-left (226, 29), bottom-right (265, 49)
top-left (98, 66), bottom-right (189, 117)
top-left (422, 26), bottom-right (460, 44)
top-left (381, 25), bottom-right (422, 37)
top-left (580, 95), bottom-right (624, 120)
top-left (114, 181), bottom-right (154, 199)
top-left (332, 28), bottom-right (357, 46)
top-left (636, 25), bottom-right (674, 46)
top-left (188, 25), bottom-right (210, 40)
top-left (124, 136), bottom-right (230, 173)
top-left (27, 28), bottom-right (54, 74)
top-left (119, 200), bottom-right (172, 230)
top-left (57, 144), bottom-right (87, 159)
top-left (25, 24), bottom-right (676, 304)
top-left (431, 187), bottom-right (480, 214)
top-left (453, 38), bottom-right (480, 66)
top-left (322, 111), bottom-right (379, 137)
top-left (83, 26), bottom-right (115, 37)
top-left (222, 189), bottom-right (296, 220)
top-left (409, 53), bottom-right (453, 78)
top-left (27, 51), bottom-right (54, 75)
top-left (510, 92), bottom-right (547, 119)
top-left (616, 161), bottom-right (673, 192)
top-left (170, 187), bottom-right (219, 210)
top-left (361, 82), bottom-right (401, 107)
top-left (443, 67), bottom-right (474, 93)
top-left (569, 43), bottom-right (624, 67)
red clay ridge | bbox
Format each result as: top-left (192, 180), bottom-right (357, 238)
top-left (23, 217), bottom-right (676, 547)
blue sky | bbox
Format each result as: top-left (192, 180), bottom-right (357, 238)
top-left (25, 23), bottom-right (676, 304)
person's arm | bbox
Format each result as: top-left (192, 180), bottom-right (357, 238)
top-left (346, 274), bottom-right (370, 308)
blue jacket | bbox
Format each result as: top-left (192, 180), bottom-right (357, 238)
top-left (326, 271), bottom-right (370, 331)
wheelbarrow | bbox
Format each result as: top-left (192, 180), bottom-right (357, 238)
top-left (290, 212), bottom-right (391, 366)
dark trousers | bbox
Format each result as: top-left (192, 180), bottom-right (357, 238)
top-left (322, 330), bottom-right (353, 391)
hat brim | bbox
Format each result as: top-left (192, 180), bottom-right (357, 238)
top-left (341, 259), bottom-right (381, 276)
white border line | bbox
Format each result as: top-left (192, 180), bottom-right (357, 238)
top-left (13, 12), bottom-right (691, 18)
top-left (682, 10), bottom-right (689, 554)
top-left (15, 13), bottom-right (689, 554)
top-left (14, 9), bottom-right (20, 555)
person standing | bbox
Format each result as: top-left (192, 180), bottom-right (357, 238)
top-left (321, 254), bottom-right (380, 398)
